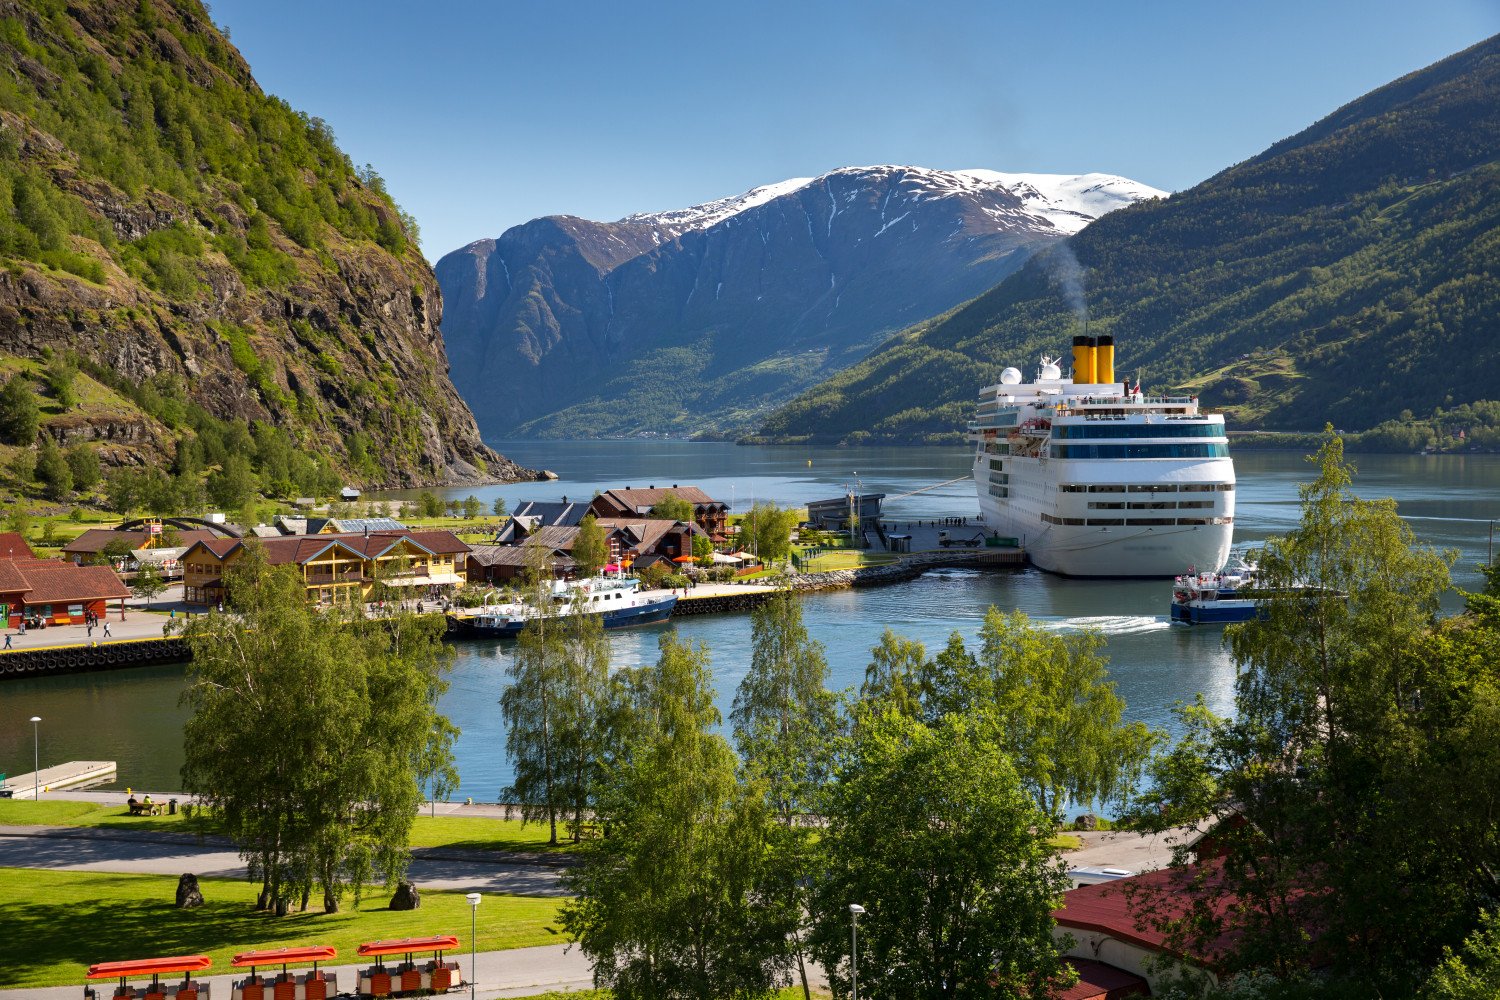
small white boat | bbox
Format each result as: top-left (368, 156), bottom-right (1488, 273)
top-left (446, 576), bottom-right (677, 637)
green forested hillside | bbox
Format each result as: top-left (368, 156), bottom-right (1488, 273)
top-left (754, 35), bottom-right (1500, 449)
top-left (0, 0), bottom-right (523, 498)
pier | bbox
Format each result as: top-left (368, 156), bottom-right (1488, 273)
top-left (0, 760), bottom-right (117, 798)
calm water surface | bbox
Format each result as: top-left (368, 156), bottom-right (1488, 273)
top-left (3, 443), bottom-right (1496, 801)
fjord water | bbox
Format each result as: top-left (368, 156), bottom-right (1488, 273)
top-left (3, 442), bottom-right (1496, 801)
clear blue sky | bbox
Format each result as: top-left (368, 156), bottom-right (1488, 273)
top-left (211, 0), bottom-right (1497, 260)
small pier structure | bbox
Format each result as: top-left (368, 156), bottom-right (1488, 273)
top-left (1, 760), bottom-right (117, 798)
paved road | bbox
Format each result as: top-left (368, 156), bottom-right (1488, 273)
top-left (0, 826), bottom-right (569, 896)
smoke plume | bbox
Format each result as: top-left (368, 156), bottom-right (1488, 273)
top-left (1046, 243), bottom-right (1088, 325)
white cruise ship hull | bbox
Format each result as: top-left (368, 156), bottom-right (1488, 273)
top-left (968, 361), bottom-right (1236, 579)
top-left (977, 491), bottom-right (1232, 576)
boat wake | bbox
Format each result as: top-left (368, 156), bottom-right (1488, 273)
top-left (1039, 615), bottom-right (1171, 636)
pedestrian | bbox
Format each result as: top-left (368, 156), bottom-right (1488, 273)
top-left (86, 623), bottom-right (93, 637)
top-left (103, 621), bottom-right (111, 638)
top-left (3, 633), bottom-right (10, 649)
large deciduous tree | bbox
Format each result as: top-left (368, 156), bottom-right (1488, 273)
top-left (1129, 433), bottom-right (1486, 993)
top-left (808, 710), bottom-right (1073, 999)
top-left (563, 632), bottom-right (796, 999)
top-left (977, 608), bottom-right (1156, 819)
top-left (178, 545), bottom-right (457, 914)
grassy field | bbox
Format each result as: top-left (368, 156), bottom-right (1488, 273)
top-left (0, 868), bottom-right (566, 989)
top-left (0, 800), bottom-right (578, 853)
top-left (795, 550), bottom-right (899, 572)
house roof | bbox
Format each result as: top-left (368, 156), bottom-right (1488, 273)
top-left (1055, 958), bottom-right (1149, 1000)
top-left (1052, 863), bottom-right (1243, 972)
top-left (593, 517), bottom-right (701, 552)
top-left (0, 560), bottom-right (131, 604)
top-left (466, 545), bottom-right (577, 570)
top-left (20, 563), bottom-right (132, 604)
top-left (511, 500), bottom-right (590, 528)
top-left (592, 486), bottom-right (726, 516)
top-left (0, 532), bottom-right (34, 560)
top-left (184, 530), bottom-right (470, 567)
top-left (63, 527), bottom-right (220, 555)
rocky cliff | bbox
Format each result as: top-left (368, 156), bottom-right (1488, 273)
top-left (0, 0), bottom-right (533, 487)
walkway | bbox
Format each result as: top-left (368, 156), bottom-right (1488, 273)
top-left (0, 826), bottom-right (570, 897)
top-left (0, 944), bottom-right (592, 1000)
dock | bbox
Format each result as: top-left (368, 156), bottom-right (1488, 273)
top-left (1, 760), bottom-right (117, 798)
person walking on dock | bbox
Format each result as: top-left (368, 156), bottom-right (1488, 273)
top-left (3, 633), bottom-right (10, 649)
top-left (102, 621), bottom-right (111, 638)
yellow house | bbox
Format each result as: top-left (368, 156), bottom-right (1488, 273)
top-left (181, 530), bottom-right (470, 606)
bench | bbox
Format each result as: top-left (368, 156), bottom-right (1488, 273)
top-left (128, 803), bottom-right (161, 816)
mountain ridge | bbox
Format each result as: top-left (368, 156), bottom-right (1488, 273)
top-left (437, 165), bottom-right (1163, 439)
top-left (753, 36), bottom-right (1500, 448)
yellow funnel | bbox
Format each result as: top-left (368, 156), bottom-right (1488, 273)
top-left (1072, 336), bottom-right (1096, 385)
top-left (1096, 335), bottom-right (1115, 385)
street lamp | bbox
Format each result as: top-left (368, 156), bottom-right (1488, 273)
top-left (848, 903), bottom-right (865, 1000)
top-left (465, 892), bottom-right (480, 1000)
top-left (29, 716), bottom-right (40, 801)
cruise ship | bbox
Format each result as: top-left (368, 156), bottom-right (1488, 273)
top-left (969, 334), bottom-right (1235, 577)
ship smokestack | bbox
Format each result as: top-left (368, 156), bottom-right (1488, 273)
top-left (1072, 334), bottom-right (1097, 385)
top-left (1096, 334), bottom-right (1115, 385)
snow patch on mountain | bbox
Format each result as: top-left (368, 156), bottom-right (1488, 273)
top-left (618, 165), bottom-right (1165, 239)
top-left (621, 176), bottom-right (815, 233)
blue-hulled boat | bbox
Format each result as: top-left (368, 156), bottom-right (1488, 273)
top-left (447, 576), bottom-right (677, 637)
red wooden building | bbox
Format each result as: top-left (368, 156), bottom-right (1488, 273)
top-left (0, 559), bottom-right (131, 627)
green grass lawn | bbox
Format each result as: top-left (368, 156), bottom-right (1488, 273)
top-left (0, 868), bottom-right (567, 989)
top-left (0, 800), bottom-right (579, 854)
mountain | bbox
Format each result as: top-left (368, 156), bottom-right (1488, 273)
top-left (754, 36), bottom-right (1500, 448)
top-left (0, 0), bottom-right (533, 489)
top-left (436, 166), bottom-right (1163, 439)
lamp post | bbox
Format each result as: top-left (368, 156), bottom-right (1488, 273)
top-left (465, 892), bottom-right (480, 1000)
top-left (848, 903), bottom-right (865, 1000)
top-left (29, 716), bottom-right (40, 801)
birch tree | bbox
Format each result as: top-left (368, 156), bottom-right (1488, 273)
top-left (178, 544), bottom-right (456, 914)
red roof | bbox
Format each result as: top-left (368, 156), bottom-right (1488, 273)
top-left (20, 563), bottom-right (132, 603)
top-left (0, 560), bottom-right (130, 605)
top-left (64, 528), bottom-right (221, 555)
top-left (591, 487), bottom-right (726, 516)
top-left (0, 532), bottom-right (34, 560)
top-left (1055, 959), bottom-right (1149, 1000)
top-left (1052, 863), bottom-right (1242, 971)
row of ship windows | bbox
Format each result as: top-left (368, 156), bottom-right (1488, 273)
top-left (1084, 500), bottom-right (1216, 510)
top-left (1042, 514), bottom-right (1235, 527)
top-left (1052, 423), bottom-right (1224, 440)
top-left (1059, 483), bottom-right (1234, 493)
top-left (1051, 443), bottom-right (1231, 459)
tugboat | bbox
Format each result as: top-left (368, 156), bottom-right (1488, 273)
top-left (446, 576), bottom-right (678, 637)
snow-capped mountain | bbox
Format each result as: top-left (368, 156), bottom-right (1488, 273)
top-left (437, 165), bottom-right (1163, 439)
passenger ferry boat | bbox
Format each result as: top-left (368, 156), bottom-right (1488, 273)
top-left (969, 334), bottom-right (1235, 577)
top-left (1169, 549), bottom-right (1263, 624)
top-left (445, 576), bottom-right (677, 637)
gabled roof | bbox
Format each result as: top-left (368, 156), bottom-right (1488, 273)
top-left (593, 517), bottom-right (702, 551)
top-left (467, 544), bottom-right (578, 570)
top-left (592, 486), bottom-right (726, 515)
top-left (64, 527), bottom-right (221, 554)
top-left (19, 563), bottom-right (132, 603)
top-left (183, 530), bottom-right (469, 567)
top-left (0, 532), bottom-right (34, 560)
top-left (511, 500), bottom-right (590, 528)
